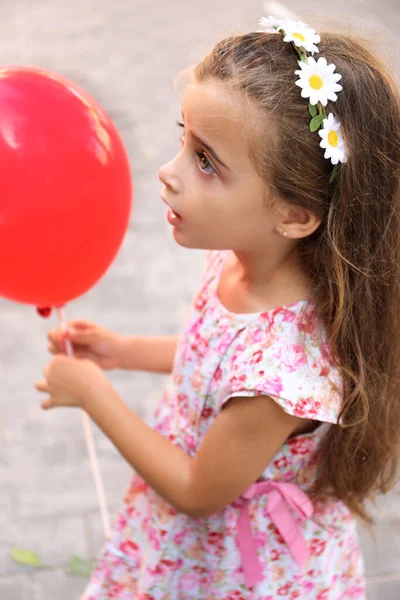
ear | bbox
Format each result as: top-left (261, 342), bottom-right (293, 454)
top-left (281, 205), bottom-right (321, 239)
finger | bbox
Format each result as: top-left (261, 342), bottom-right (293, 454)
top-left (35, 379), bottom-right (49, 393)
top-left (48, 343), bottom-right (61, 355)
top-left (74, 350), bottom-right (98, 361)
top-left (41, 397), bottom-right (55, 410)
top-left (47, 328), bottom-right (63, 345)
top-left (68, 320), bottom-right (94, 330)
top-left (67, 328), bottom-right (97, 345)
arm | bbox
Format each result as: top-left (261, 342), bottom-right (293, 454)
top-left (118, 334), bottom-right (180, 374)
top-left (84, 383), bottom-right (305, 517)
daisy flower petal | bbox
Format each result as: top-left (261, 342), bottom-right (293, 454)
top-left (295, 57), bottom-right (342, 107)
top-left (258, 15), bottom-right (284, 33)
top-left (318, 113), bottom-right (347, 164)
top-left (279, 19), bottom-right (321, 54)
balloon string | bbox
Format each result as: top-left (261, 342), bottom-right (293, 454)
top-left (57, 307), bottom-right (112, 540)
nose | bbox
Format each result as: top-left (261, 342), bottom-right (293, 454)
top-left (158, 155), bottom-right (180, 193)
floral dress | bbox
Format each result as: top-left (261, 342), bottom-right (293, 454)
top-left (82, 250), bottom-right (365, 600)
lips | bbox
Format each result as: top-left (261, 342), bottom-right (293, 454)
top-left (162, 196), bottom-right (182, 219)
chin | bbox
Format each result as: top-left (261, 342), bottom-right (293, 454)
top-left (171, 227), bottom-right (211, 250)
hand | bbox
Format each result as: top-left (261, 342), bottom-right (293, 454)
top-left (47, 320), bottom-right (123, 370)
top-left (35, 355), bottom-right (110, 410)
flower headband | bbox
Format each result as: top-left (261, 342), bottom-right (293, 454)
top-left (259, 16), bottom-right (347, 181)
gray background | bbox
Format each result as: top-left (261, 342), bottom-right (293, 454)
top-left (0, 1), bottom-right (399, 598)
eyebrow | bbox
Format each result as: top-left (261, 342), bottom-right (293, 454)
top-left (181, 113), bottom-right (230, 171)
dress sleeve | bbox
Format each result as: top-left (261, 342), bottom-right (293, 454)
top-left (218, 305), bottom-right (343, 424)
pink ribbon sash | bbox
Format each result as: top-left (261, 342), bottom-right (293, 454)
top-left (237, 481), bottom-right (313, 588)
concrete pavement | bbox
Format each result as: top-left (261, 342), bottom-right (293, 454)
top-left (0, 1), bottom-right (399, 598)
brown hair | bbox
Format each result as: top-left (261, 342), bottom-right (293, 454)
top-left (194, 31), bottom-right (400, 521)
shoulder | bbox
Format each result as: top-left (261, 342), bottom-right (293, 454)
top-left (220, 302), bottom-right (343, 424)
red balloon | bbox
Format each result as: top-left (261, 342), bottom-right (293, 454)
top-left (0, 67), bottom-right (132, 307)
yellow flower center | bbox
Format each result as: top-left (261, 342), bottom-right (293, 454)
top-left (328, 130), bottom-right (339, 147)
top-left (293, 32), bottom-right (305, 42)
top-left (309, 74), bottom-right (324, 90)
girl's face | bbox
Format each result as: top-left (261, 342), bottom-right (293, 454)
top-left (158, 79), bottom-right (282, 251)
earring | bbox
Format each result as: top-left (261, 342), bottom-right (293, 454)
top-left (282, 230), bottom-right (288, 237)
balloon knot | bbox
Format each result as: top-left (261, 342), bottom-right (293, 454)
top-left (36, 306), bottom-right (52, 318)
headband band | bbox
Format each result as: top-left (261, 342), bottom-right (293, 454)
top-left (259, 16), bottom-right (347, 179)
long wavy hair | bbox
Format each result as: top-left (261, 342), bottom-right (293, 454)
top-left (194, 31), bottom-right (400, 521)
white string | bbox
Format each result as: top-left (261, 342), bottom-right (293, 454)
top-left (57, 307), bottom-right (112, 540)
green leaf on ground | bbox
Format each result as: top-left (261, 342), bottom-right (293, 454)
top-left (67, 555), bottom-right (94, 578)
top-left (11, 547), bottom-right (44, 568)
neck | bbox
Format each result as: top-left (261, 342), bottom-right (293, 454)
top-left (231, 245), bottom-right (308, 293)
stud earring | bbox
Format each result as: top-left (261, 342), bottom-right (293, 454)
top-left (282, 230), bottom-right (288, 237)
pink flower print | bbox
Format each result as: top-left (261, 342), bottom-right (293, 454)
top-left (292, 397), bottom-right (320, 418)
top-left (302, 581), bottom-right (316, 594)
top-left (292, 344), bottom-right (307, 367)
top-left (194, 292), bottom-right (207, 311)
top-left (191, 333), bottom-right (209, 358)
top-left (126, 505), bottom-right (139, 519)
top-left (116, 513), bottom-right (128, 531)
top-left (288, 437), bottom-right (315, 456)
top-left (307, 569), bottom-right (317, 577)
top-left (270, 548), bottom-right (280, 561)
top-left (108, 583), bottom-right (124, 597)
top-left (217, 334), bottom-right (233, 354)
top-left (173, 372), bottom-right (183, 386)
top-left (213, 365), bottom-right (223, 382)
top-left (271, 564), bottom-right (285, 581)
top-left (189, 316), bottom-right (203, 334)
top-left (319, 365), bottom-right (330, 377)
top-left (178, 572), bottom-right (199, 591)
top-left (193, 565), bottom-right (209, 575)
top-left (273, 456), bottom-right (288, 469)
top-left (148, 527), bottom-right (160, 551)
top-left (119, 540), bottom-right (139, 558)
top-left (191, 370), bottom-right (204, 393)
top-left (229, 374), bottom-right (247, 389)
top-left (173, 528), bottom-right (189, 545)
top-left (346, 586), bottom-right (365, 598)
top-left (250, 349), bottom-right (264, 364)
top-left (316, 589), bottom-right (330, 600)
top-left (148, 563), bottom-right (165, 577)
top-left (264, 376), bottom-right (284, 396)
top-left (298, 311), bottom-right (317, 334)
top-left (160, 559), bottom-right (180, 574)
top-left (310, 538), bottom-right (327, 556)
top-left (207, 531), bottom-right (224, 551)
top-left (280, 308), bottom-right (297, 323)
top-left (184, 434), bottom-right (197, 452)
top-left (253, 328), bottom-right (263, 342)
top-left (177, 393), bottom-right (189, 410)
top-left (201, 405), bottom-right (214, 419)
top-left (290, 592), bottom-right (301, 599)
top-left (277, 582), bottom-right (292, 595)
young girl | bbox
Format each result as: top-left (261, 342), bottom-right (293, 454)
top-left (37, 15), bottom-right (400, 600)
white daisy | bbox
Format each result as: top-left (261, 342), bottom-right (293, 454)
top-left (258, 15), bottom-right (284, 33)
top-left (295, 57), bottom-right (343, 106)
top-left (318, 113), bottom-right (347, 164)
top-left (280, 20), bottom-right (321, 55)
